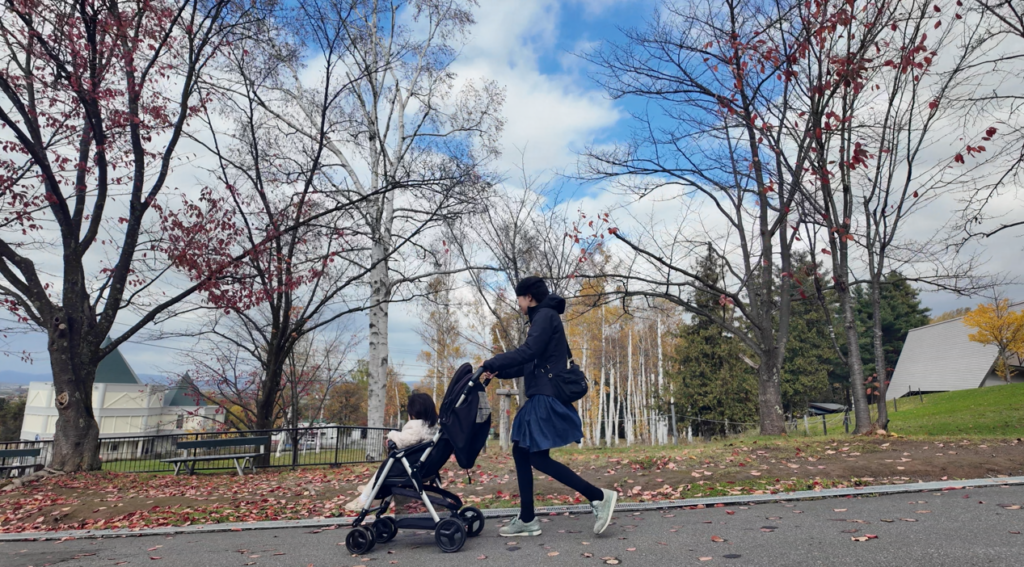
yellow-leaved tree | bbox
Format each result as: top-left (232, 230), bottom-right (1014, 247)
top-left (963, 299), bottom-right (1024, 383)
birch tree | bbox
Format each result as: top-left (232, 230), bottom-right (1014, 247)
top-left (273, 0), bottom-right (503, 440)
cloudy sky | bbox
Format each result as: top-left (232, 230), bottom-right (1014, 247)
top-left (2, 0), bottom-right (1021, 384)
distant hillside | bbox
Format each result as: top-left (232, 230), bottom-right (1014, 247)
top-left (0, 371), bottom-right (167, 385)
top-left (0, 371), bottom-right (48, 385)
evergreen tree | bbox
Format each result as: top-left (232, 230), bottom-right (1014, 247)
top-left (666, 245), bottom-right (757, 437)
top-left (855, 273), bottom-right (931, 378)
top-left (0, 397), bottom-right (26, 442)
top-left (782, 256), bottom-right (839, 414)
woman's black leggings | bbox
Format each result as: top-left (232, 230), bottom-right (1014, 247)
top-left (512, 442), bottom-right (603, 522)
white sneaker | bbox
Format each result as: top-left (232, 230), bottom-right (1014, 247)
top-left (591, 488), bottom-right (618, 535)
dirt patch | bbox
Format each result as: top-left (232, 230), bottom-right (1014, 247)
top-left (2, 437), bottom-right (1021, 533)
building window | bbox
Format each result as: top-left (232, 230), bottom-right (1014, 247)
top-left (175, 414), bottom-right (184, 430)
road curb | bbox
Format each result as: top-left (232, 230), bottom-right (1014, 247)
top-left (2, 476), bottom-right (1021, 542)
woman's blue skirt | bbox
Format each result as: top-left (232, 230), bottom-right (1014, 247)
top-left (511, 394), bottom-right (583, 452)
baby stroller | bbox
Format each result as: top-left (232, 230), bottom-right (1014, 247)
top-left (345, 363), bottom-right (492, 554)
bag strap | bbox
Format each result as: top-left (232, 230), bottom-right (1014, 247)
top-left (564, 331), bottom-right (575, 364)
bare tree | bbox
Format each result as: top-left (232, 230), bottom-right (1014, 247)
top-left (953, 1), bottom-right (1024, 240)
top-left (449, 158), bottom-right (598, 404)
top-left (0, 0), bottom-right (261, 470)
top-left (267, 0), bottom-right (504, 444)
top-left (415, 271), bottom-right (466, 404)
top-left (579, 0), bottom-right (823, 435)
top-left (181, 325), bottom-right (359, 433)
top-left (794, 0), bottom-right (997, 431)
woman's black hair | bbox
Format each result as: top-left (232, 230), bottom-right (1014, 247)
top-left (514, 275), bottom-right (549, 302)
top-left (407, 392), bottom-right (438, 427)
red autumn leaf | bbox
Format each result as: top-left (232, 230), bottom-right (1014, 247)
top-left (929, 100), bottom-right (939, 110)
top-left (913, 191), bottom-right (919, 198)
top-left (821, 248), bottom-right (832, 255)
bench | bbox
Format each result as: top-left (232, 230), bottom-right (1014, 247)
top-left (160, 436), bottom-right (269, 476)
top-left (0, 448), bottom-right (43, 478)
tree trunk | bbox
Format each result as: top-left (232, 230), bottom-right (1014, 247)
top-left (870, 280), bottom-right (889, 430)
top-left (47, 319), bottom-right (102, 472)
top-left (756, 360), bottom-right (786, 436)
top-left (366, 241), bottom-right (390, 458)
top-left (839, 290), bottom-right (872, 434)
top-left (607, 367), bottom-right (616, 446)
top-left (626, 331), bottom-right (634, 446)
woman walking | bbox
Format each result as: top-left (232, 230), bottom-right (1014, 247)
top-left (481, 276), bottom-right (617, 537)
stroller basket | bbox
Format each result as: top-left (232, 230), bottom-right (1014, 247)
top-left (345, 363), bottom-right (492, 554)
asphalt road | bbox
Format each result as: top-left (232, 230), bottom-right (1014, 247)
top-left (5, 484), bottom-right (1024, 567)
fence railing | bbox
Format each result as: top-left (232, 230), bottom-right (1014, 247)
top-left (0, 440), bottom-right (53, 473)
top-left (2, 425), bottom-right (396, 475)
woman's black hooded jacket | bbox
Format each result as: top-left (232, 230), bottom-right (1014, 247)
top-left (481, 294), bottom-right (569, 399)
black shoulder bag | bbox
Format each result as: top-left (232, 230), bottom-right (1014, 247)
top-left (550, 334), bottom-right (589, 404)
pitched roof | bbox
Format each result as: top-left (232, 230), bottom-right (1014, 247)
top-left (885, 311), bottom-right (1011, 399)
top-left (164, 373), bottom-right (205, 407)
top-left (95, 337), bottom-right (143, 385)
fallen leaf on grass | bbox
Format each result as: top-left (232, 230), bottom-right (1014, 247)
top-left (1010, 531), bottom-right (1021, 535)
top-left (726, 510), bottom-right (735, 515)
top-left (150, 557), bottom-right (161, 560)
top-left (916, 510), bottom-right (931, 514)
top-left (477, 555), bottom-right (487, 560)
top-left (148, 546), bottom-right (162, 551)
top-left (582, 552), bottom-right (594, 558)
top-left (711, 535), bottom-right (725, 542)
top-left (851, 537), bottom-right (869, 542)
top-left (900, 518), bottom-right (917, 522)
top-left (880, 519), bottom-right (894, 523)
top-left (548, 552), bottom-right (560, 556)
top-left (699, 557), bottom-right (713, 561)
top-left (626, 547), bottom-right (636, 551)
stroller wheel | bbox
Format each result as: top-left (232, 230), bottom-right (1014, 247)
top-left (373, 517), bottom-right (398, 543)
top-left (434, 517), bottom-right (467, 553)
top-left (458, 507), bottom-right (485, 537)
top-left (346, 525), bottom-right (376, 555)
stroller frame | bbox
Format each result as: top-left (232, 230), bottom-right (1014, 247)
top-left (344, 368), bottom-right (489, 555)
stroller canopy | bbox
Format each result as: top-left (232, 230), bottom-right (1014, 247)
top-left (439, 363), bottom-right (491, 470)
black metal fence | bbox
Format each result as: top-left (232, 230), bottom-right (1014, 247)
top-left (0, 440), bottom-right (52, 474)
top-left (2, 425), bottom-right (396, 475)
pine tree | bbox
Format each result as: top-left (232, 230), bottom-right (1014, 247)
top-left (782, 256), bottom-right (838, 415)
top-left (666, 245), bottom-right (758, 438)
top-left (855, 273), bottom-right (932, 379)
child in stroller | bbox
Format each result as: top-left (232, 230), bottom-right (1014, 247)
top-left (345, 363), bottom-right (491, 555)
top-left (345, 393), bottom-right (440, 512)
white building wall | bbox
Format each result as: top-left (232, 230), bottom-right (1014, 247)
top-left (20, 382), bottom-right (223, 441)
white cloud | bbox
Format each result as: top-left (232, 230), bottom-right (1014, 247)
top-left (452, 0), bottom-right (621, 176)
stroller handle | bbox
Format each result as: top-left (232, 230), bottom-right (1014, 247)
top-left (473, 366), bottom-right (489, 386)
top-left (453, 367), bottom-right (490, 410)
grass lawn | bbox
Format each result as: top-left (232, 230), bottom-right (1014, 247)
top-left (882, 382), bottom-right (1024, 437)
